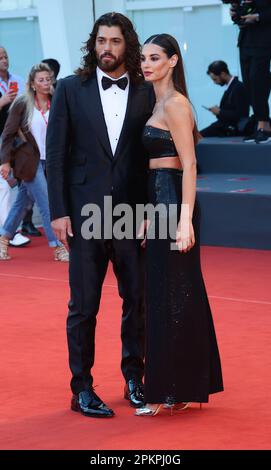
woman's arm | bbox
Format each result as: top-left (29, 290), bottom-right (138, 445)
top-left (165, 97), bottom-right (197, 252)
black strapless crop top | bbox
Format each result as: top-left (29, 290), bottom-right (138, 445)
top-left (142, 125), bottom-right (178, 159)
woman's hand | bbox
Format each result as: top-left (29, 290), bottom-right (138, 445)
top-left (176, 218), bottom-right (195, 253)
top-left (137, 219), bottom-right (150, 248)
top-left (0, 162), bottom-right (11, 180)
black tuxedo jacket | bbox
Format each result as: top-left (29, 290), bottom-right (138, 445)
top-left (218, 77), bottom-right (249, 125)
top-left (238, 0), bottom-right (271, 50)
top-left (46, 73), bottom-right (154, 225)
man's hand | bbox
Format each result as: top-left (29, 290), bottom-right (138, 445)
top-left (209, 106), bottom-right (220, 116)
top-left (0, 162), bottom-right (11, 180)
top-left (241, 13), bottom-right (259, 24)
top-left (0, 90), bottom-right (17, 109)
top-left (51, 217), bottom-right (73, 244)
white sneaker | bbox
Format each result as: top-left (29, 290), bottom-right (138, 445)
top-left (9, 233), bottom-right (31, 247)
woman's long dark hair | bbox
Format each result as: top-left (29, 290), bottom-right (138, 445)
top-left (76, 12), bottom-right (143, 86)
top-left (144, 34), bottom-right (201, 145)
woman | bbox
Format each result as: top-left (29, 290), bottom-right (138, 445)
top-left (0, 63), bottom-right (68, 262)
top-left (136, 34), bottom-right (223, 416)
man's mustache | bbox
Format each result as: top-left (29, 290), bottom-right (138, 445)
top-left (100, 54), bottom-right (116, 60)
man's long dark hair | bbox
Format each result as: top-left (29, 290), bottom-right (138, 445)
top-left (76, 12), bottom-right (143, 85)
top-left (144, 34), bottom-right (201, 145)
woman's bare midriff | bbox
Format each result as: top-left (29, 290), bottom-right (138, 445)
top-left (149, 156), bottom-right (183, 170)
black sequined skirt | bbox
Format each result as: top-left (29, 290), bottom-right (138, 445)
top-left (144, 168), bottom-right (223, 404)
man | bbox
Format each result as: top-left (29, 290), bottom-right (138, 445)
top-left (42, 58), bottom-right (60, 92)
top-left (0, 46), bottom-right (30, 246)
top-left (231, 0), bottom-right (271, 143)
top-left (46, 13), bottom-right (154, 418)
top-left (200, 60), bottom-right (249, 137)
top-left (0, 45), bottom-right (25, 134)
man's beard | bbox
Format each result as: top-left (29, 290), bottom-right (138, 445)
top-left (220, 78), bottom-right (228, 86)
top-left (97, 53), bottom-right (125, 73)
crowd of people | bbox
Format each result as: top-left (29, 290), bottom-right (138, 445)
top-left (0, 48), bottom-right (68, 261)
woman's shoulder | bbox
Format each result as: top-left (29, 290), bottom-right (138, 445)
top-left (164, 93), bottom-right (191, 111)
top-left (164, 93), bottom-right (192, 121)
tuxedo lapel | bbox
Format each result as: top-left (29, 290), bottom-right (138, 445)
top-left (81, 75), bottom-right (113, 160)
top-left (113, 84), bottom-right (136, 161)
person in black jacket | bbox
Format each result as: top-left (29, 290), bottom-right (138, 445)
top-left (200, 60), bottom-right (249, 137)
top-left (46, 12), bottom-right (155, 418)
top-left (231, 0), bottom-right (271, 143)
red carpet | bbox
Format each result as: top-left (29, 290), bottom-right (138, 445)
top-left (0, 236), bottom-right (270, 450)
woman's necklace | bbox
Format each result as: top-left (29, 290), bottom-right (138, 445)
top-left (35, 97), bottom-right (50, 126)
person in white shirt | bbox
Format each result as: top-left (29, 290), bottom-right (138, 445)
top-left (46, 12), bottom-right (155, 418)
top-left (0, 46), bottom-right (25, 111)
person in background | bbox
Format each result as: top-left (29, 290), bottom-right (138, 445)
top-left (42, 58), bottom-right (60, 93)
top-left (0, 45), bottom-right (31, 246)
top-left (19, 60), bottom-right (61, 236)
top-left (200, 60), bottom-right (249, 137)
top-left (230, 0), bottom-right (271, 143)
top-left (0, 45), bottom-right (25, 134)
top-left (0, 63), bottom-right (69, 262)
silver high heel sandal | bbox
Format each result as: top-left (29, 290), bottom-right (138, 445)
top-left (164, 402), bottom-right (203, 411)
top-left (164, 402), bottom-right (190, 410)
top-left (173, 402), bottom-right (191, 411)
top-left (0, 236), bottom-right (11, 261)
top-left (135, 404), bottom-right (163, 417)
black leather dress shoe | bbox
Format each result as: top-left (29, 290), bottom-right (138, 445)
top-left (21, 222), bottom-right (42, 237)
top-left (71, 389), bottom-right (114, 418)
top-left (124, 378), bottom-right (144, 408)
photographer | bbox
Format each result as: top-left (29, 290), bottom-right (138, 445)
top-left (230, 0), bottom-right (271, 143)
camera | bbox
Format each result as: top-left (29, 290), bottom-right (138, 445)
top-left (222, 1), bottom-right (256, 25)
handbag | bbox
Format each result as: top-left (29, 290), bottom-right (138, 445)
top-left (11, 128), bottom-right (37, 181)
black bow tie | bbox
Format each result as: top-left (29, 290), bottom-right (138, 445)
top-left (101, 76), bottom-right (128, 91)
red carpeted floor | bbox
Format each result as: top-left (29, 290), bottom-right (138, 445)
top-left (0, 236), bottom-right (270, 450)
